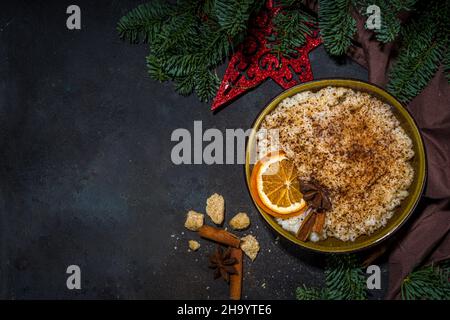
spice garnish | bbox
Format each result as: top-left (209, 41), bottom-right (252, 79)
top-left (208, 246), bottom-right (238, 282)
top-left (229, 248), bottom-right (243, 300)
top-left (300, 180), bottom-right (332, 212)
top-left (296, 180), bottom-right (332, 241)
top-left (198, 225), bottom-right (241, 248)
top-left (296, 208), bottom-right (316, 241)
top-left (312, 212), bottom-right (326, 234)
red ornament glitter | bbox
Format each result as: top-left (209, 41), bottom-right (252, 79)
top-left (211, 0), bottom-right (321, 111)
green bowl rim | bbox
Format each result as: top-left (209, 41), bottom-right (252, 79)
top-left (244, 78), bottom-right (427, 254)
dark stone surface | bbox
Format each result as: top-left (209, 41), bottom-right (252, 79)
top-left (0, 0), bottom-right (387, 299)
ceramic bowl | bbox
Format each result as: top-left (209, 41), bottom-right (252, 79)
top-left (244, 79), bottom-right (426, 253)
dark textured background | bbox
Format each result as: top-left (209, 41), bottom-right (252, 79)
top-left (0, 0), bottom-right (387, 299)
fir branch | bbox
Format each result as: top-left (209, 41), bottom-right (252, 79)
top-left (387, 0), bottom-right (448, 102)
top-left (268, 2), bottom-right (316, 57)
top-left (214, 0), bottom-right (254, 37)
top-left (354, 0), bottom-right (417, 43)
top-left (119, 0), bottom-right (262, 102)
top-left (296, 254), bottom-right (367, 300)
top-left (194, 69), bottom-right (221, 102)
top-left (325, 254), bottom-right (367, 300)
top-left (174, 74), bottom-right (196, 96)
top-left (151, 12), bottom-right (199, 56)
top-left (162, 53), bottom-right (205, 78)
top-left (146, 54), bottom-right (170, 82)
top-left (318, 0), bottom-right (356, 55)
top-left (201, 25), bottom-right (234, 68)
top-left (198, 0), bottom-right (216, 17)
top-left (296, 255), bottom-right (450, 301)
top-left (389, 0), bottom-right (417, 12)
top-left (117, 1), bottom-right (174, 43)
top-left (388, 39), bottom-right (444, 103)
top-left (401, 262), bottom-right (450, 300)
top-left (372, 5), bottom-right (401, 43)
top-left (296, 285), bottom-right (328, 300)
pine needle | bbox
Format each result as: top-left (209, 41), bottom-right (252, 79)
top-left (401, 263), bottom-right (450, 300)
top-left (296, 255), bottom-right (450, 300)
top-left (325, 254), bottom-right (367, 300)
top-left (296, 254), bottom-right (367, 300)
top-left (117, 1), bottom-right (174, 44)
top-left (118, 0), bottom-right (262, 102)
top-left (120, 0), bottom-right (448, 103)
top-left (268, 1), bottom-right (316, 57)
top-left (296, 285), bottom-right (328, 300)
top-left (318, 0), bottom-right (356, 55)
top-left (354, 0), bottom-right (417, 43)
top-left (387, 0), bottom-right (448, 102)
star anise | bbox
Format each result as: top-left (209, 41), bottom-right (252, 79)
top-left (208, 246), bottom-right (238, 282)
top-left (300, 180), bottom-right (332, 212)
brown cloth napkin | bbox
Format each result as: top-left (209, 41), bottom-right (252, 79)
top-left (349, 11), bottom-right (450, 299)
top-left (385, 69), bottom-right (450, 299)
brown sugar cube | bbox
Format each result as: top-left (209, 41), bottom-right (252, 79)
top-left (240, 235), bottom-right (260, 261)
top-left (188, 240), bottom-right (200, 251)
top-left (229, 212), bottom-right (250, 230)
top-left (206, 193), bottom-right (225, 225)
top-left (184, 210), bottom-right (204, 231)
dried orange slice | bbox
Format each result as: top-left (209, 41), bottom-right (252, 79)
top-left (250, 151), bottom-right (306, 218)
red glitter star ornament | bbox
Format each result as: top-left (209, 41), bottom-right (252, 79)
top-left (211, 0), bottom-right (321, 111)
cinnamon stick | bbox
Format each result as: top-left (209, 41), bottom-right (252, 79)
top-left (198, 225), bottom-right (240, 248)
top-left (229, 248), bottom-right (243, 300)
top-left (312, 212), bottom-right (326, 234)
top-left (296, 210), bottom-right (316, 242)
